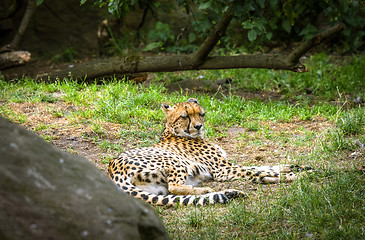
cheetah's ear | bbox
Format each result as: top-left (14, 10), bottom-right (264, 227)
top-left (187, 98), bottom-right (200, 105)
top-left (161, 103), bottom-right (171, 114)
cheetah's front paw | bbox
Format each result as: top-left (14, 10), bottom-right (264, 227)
top-left (280, 164), bottom-right (313, 173)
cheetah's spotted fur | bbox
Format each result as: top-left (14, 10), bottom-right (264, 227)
top-left (108, 98), bottom-right (309, 207)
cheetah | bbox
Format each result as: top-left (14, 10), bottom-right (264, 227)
top-left (108, 98), bottom-right (309, 207)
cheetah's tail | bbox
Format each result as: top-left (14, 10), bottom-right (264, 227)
top-left (118, 184), bottom-right (245, 207)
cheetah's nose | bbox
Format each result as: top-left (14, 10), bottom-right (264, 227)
top-left (194, 124), bottom-right (202, 130)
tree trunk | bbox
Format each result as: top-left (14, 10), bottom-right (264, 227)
top-left (190, 5), bottom-right (234, 67)
top-left (10, 0), bottom-right (37, 49)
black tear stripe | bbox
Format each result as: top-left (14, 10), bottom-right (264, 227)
top-left (186, 115), bottom-right (191, 134)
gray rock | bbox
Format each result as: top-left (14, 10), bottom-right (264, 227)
top-left (0, 117), bottom-right (169, 240)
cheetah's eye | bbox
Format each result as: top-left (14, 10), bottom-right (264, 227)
top-left (199, 112), bottom-right (205, 117)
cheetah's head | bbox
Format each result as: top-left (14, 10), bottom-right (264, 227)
top-left (161, 98), bottom-right (205, 138)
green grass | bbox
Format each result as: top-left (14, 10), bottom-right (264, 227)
top-left (0, 105), bottom-right (27, 124)
top-left (274, 172), bottom-right (365, 239)
top-left (337, 107), bottom-right (365, 136)
top-left (0, 76), bottom-right (340, 139)
top-left (162, 172), bottom-right (364, 239)
top-left (0, 53), bottom-right (364, 239)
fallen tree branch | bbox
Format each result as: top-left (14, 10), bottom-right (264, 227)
top-left (0, 51), bottom-right (31, 70)
top-left (38, 24), bottom-right (344, 82)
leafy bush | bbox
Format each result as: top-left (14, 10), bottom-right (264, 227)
top-left (82, 0), bottom-right (365, 53)
top-left (143, 22), bottom-right (197, 53)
